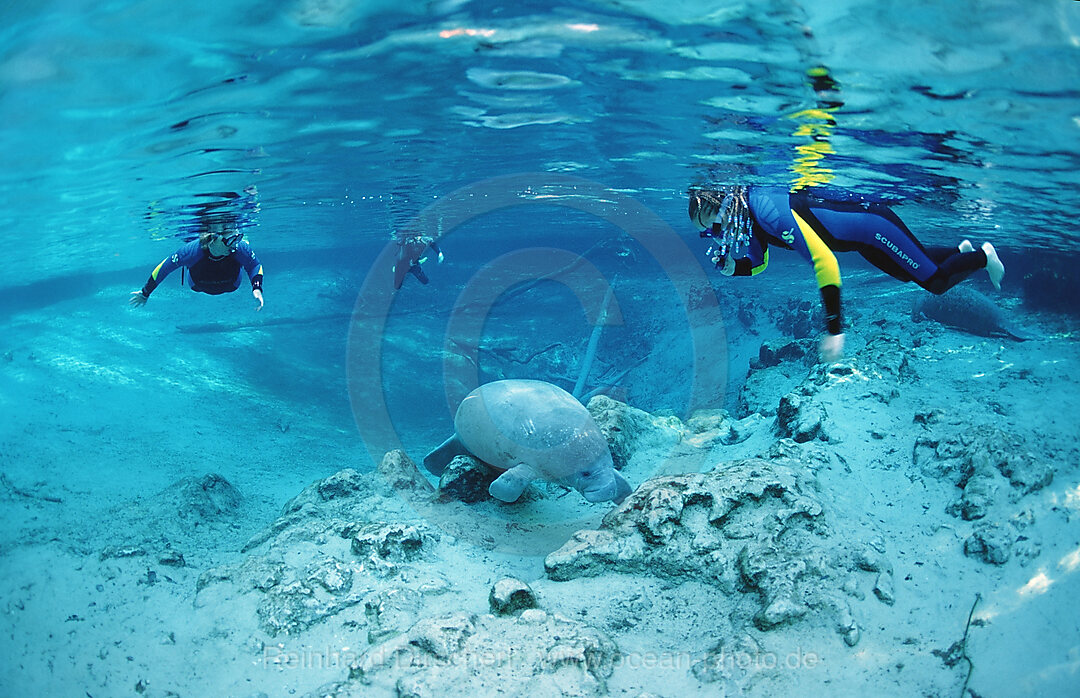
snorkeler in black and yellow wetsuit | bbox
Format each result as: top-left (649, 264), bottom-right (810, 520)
top-left (689, 68), bottom-right (1004, 362)
top-left (688, 186), bottom-right (1003, 360)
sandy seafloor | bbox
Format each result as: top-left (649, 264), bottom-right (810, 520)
top-left (1, 259), bottom-right (1079, 698)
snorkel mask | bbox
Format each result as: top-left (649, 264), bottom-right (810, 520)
top-left (207, 230), bottom-right (243, 258)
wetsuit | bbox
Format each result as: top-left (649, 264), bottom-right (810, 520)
top-left (713, 187), bottom-right (987, 335)
top-left (139, 240), bottom-right (263, 298)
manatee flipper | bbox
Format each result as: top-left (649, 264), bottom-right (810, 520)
top-left (423, 434), bottom-right (471, 475)
top-left (611, 470), bottom-right (633, 505)
top-left (488, 463), bottom-right (539, 502)
top-left (1002, 324), bottom-right (1040, 342)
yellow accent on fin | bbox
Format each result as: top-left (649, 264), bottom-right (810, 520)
top-left (791, 211), bottom-right (842, 288)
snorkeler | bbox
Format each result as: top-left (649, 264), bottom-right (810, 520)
top-left (393, 234), bottom-right (443, 290)
top-left (129, 214), bottom-right (264, 311)
top-left (688, 186), bottom-right (1005, 362)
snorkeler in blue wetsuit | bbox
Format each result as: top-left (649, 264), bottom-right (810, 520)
top-left (688, 186), bottom-right (1005, 361)
top-left (129, 217), bottom-right (265, 311)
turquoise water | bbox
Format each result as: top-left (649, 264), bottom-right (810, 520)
top-left (2, 1), bottom-right (1080, 695)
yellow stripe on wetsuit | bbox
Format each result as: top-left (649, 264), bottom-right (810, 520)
top-left (791, 210), bottom-right (841, 289)
top-left (150, 259), bottom-right (168, 281)
top-left (749, 248), bottom-right (769, 275)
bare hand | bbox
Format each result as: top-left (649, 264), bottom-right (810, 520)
top-left (129, 291), bottom-right (148, 308)
top-left (253, 288), bottom-right (264, 311)
top-left (819, 333), bottom-right (845, 363)
top-left (718, 255), bottom-right (736, 276)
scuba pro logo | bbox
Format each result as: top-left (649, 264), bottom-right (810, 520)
top-left (874, 232), bottom-right (919, 270)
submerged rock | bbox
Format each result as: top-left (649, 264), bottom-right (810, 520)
top-left (956, 473), bottom-right (998, 521)
top-left (544, 456), bottom-right (886, 642)
top-left (752, 338), bottom-right (816, 369)
top-left (345, 522), bottom-right (433, 566)
top-left (775, 391), bottom-right (826, 443)
top-left (586, 394), bottom-right (683, 470)
top-left (964, 523), bottom-right (1014, 565)
top-left (914, 426), bottom-right (1051, 534)
top-left (316, 610), bottom-right (617, 697)
top-left (738, 357), bottom-right (810, 419)
top-left (166, 473), bottom-right (243, 521)
top-left (489, 578), bottom-right (538, 616)
top-left (437, 455), bottom-right (495, 503)
top-left (196, 468), bottom-right (443, 639)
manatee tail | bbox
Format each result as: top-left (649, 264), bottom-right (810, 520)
top-left (422, 434), bottom-right (470, 475)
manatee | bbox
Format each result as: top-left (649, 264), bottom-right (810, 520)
top-left (423, 379), bottom-right (632, 505)
top-left (912, 286), bottom-right (1036, 341)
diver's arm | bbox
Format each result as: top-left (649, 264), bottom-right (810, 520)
top-left (130, 254), bottom-right (182, 305)
top-left (718, 233), bottom-right (768, 277)
top-left (789, 209), bottom-right (845, 360)
top-left (237, 242), bottom-right (264, 311)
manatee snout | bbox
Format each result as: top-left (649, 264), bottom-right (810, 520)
top-left (577, 461), bottom-right (633, 505)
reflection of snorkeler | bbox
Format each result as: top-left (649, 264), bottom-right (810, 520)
top-left (393, 234), bottom-right (443, 290)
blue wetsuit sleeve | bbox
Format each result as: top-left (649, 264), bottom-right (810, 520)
top-left (708, 224), bottom-right (768, 276)
top-left (139, 242), bottom-right (200, 297)
top-left (237, 241), bottom-right (263, 291)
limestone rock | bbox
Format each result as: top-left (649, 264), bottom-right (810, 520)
top-left (437, 455), bottom-right (495, 503)
top-left (345, 522), bottom-right (431, 565)
top-left (775, 391), bottom-right (826, 443)
top-left (197, 555), bottom-right (290, 594)
top-left (489, 578), bottom-right (538, 616)
top-left (859, 334), bottom-right (912, 379)
top-left (770, 300), bottom-right (822, 339)
top-left (964, 523), bottom-right (1014, 565)
top-left (243, 467), bottom-right (408, 553)
top-left (751, 338), bottom-right (816, 369)
top-left (307, 611), bottom-right (618, 697)
top-left (158, 550), bottom-right (186, 567)
top-left (282, 468), bottom-right (369, 515)
top-left (738, 362), bottom-right (809, 418)
top-left (955, 473), bottom-right (997, 521)
top-left (545, 457), bottom-right (877, 641)
top-left (915, 427), bottom-right (1051, 523)
top-left (163, 473), bottom-right (243, 521)
top-left (873, 570), bottom-right (895, 605)
top-left (197, 468), bottom-right (441, 640)
top-left (586, 395), bottom-right (684, 469)
top-left (364, 587), bottom-right (423, 644)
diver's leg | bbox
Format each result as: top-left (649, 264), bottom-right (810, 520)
top-left (811, 202), bottom-right (938, 284)
top-left (925, 246), bottom-right (962, 264)
top-left (409, 263), bottom-right (429, 285)
top-left (920, 249), bottom-right (988, 294)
